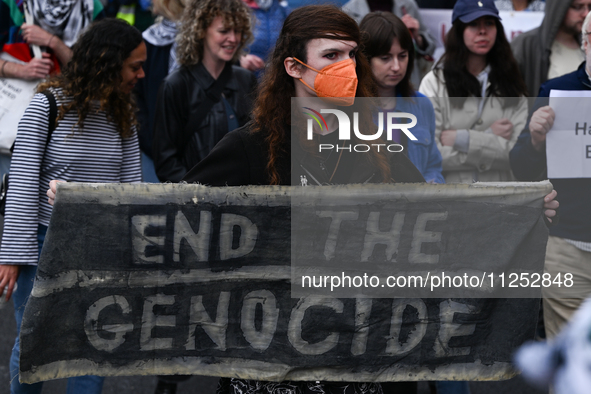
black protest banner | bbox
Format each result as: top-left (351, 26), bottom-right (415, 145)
top-left (20, 182), bottom-right (551, 384)
top-left (290, 183), bottom-right (552, 298)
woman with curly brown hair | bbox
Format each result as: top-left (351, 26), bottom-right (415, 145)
top-left (0, 18), bottom-right (144, 394)
top-left (152, 0), bottom-right (257, 182)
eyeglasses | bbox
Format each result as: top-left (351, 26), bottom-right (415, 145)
top-left (570, 3), bottom-right (591, 13)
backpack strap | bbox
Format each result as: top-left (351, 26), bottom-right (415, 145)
top-left (9, 89), bottom-right (58, 154)
top-left (1, 90), bottom-right (59, 215)
top-left (40, 89), bottom-right (58, 137)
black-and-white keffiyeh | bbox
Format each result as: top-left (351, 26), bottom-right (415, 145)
top-left (142, 17), bottom-right (180, 73)
top-left (218, 378), bottom-right (384, 394)
top-left (27, 0), bottom-right (94, 47)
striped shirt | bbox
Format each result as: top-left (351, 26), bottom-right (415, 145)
top-left (0, 89), bottom-right (142, 265)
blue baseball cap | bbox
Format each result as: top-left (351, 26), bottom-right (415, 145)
top-left (452, 0), bottom-right (501, 23)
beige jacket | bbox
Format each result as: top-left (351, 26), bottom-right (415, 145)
top-left (418, 70), bottom-right (529, 184)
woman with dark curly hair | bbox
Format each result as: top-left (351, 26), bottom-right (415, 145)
top-left (152, 0), bottom-right (257, 182)
top-left (0, 18), bottom-right (144, 394)
top-left (419, 0), bottom-right (529, 184)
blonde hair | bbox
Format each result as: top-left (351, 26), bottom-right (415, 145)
top-left (176, 0), bottom-right (253, 66)
top-left (153, 0), bottom-right (186, 21)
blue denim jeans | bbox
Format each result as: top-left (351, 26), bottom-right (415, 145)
top-left (141, 150), bottom-right (160, 183)
top-left (10, 225), bottom-right (105, 394)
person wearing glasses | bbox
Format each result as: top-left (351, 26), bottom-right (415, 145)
top-left (512, 0), bottom-right (591, 97)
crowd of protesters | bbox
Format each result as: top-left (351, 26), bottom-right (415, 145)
top-left (0, 0), bottom-right (589, 393)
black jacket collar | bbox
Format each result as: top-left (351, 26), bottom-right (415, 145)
top-left (188, 62), bottom-right (239, 91)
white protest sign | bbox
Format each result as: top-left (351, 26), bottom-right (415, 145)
top-left (547, 90), bottom-right (591, 179)
top-left (420, 9), bottom-right (544, 62)
top-left (0, 52), bottom-right (40, 152)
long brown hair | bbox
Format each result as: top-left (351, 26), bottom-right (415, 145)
top-left (251, 5), bottom-right (391, 185)
top-left (360, 11), bottom-right (415, 98)
top-left (435, 18), bottom-right (528, 106)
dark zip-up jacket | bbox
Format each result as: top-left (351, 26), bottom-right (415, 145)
top-left (153, 62), bottom-right (256, 182)
top-left (510, 62), bottom-right (591, 242)
top-left (183, 122), bottom-right (425, 186)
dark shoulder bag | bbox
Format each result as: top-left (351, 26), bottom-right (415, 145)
top-left (0, 90), bottom-right (58, 216)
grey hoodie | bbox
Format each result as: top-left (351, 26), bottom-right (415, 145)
top-left (511, 0), bottom-right (580, 97)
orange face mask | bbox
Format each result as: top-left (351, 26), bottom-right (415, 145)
top-left (293, 57), bottom-right (358, 106)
